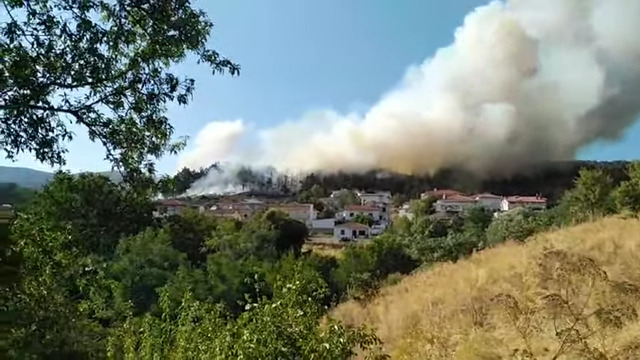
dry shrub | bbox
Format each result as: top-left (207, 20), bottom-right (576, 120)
top-left (330, 217), bottom-right (640, 359)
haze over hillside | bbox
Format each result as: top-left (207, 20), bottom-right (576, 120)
top-left (0, 166), bottom-right (122, 189)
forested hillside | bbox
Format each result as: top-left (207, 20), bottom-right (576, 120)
top-left (299, 161), bottom-right (631, 204)
top-left (0, 167), bottom-right (53, 189)
top-left (0, 183), bottom-right (35, 208)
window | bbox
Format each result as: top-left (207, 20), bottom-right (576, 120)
top-left (350, 212), bottom-right (354, 217)
top-left (358, 230), bottom-right (366, 236)
top-left (382, 207), bottom-right (386, 212)
top-left (340, 229), bottom-right (345, 235)
top-left (369, 213), bottom-right (373, 217)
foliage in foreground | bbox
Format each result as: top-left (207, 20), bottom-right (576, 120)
top-left (109, 262), bottom-right (384, 359)
top-left (3, 173), bottom-right (385, 359)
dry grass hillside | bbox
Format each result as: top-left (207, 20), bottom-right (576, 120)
top-left (332, 217), bottom-right (640, 359)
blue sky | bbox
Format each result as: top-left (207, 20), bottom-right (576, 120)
top-left (2, 0), bottom-right (640, 174)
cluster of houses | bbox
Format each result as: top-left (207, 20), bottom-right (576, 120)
top-left (153, 190), bottom-right (394, 242)
top-left (399, 188), bottom-right (547, 220)
top-left (153, 187), bottom-right (548, 243)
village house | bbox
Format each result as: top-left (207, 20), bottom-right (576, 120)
top-left (208, 205), bottom-right (254, 220)
top-left (329, 189), bottom-right (352, 199)
top-left (434, 195), bottom-right (478, 213)
top-left (269, 203), bottom-right (317, 225)
top-left (206, 197), bottom-right (268, 220)
top-left (421, 188), bottom-right (462, 200)
top-left (357, 191), bottom-right (392, 206)
top-left (153, 199), bottom-right (190, 217)
top-left (473, 193), bottom-right (503, 212)
top-left (337, 204), bottom-right (389, 223)
top-left (334, 222), bottom-right (370, 241)
top-left (501, 196), bottom-right (548, 211)
top-left (311, 218), bottom-right (335, 234)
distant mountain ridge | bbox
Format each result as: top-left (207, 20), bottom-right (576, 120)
top-left (0, 166), bottom-right (122, 189)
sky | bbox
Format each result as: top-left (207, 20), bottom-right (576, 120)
top-left (3, 0), bottom-right (640, 174)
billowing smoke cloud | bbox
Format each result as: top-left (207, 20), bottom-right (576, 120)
top-left (178, 120), bottom-right (246, 170)
top-left (182, 162), bottom-right (299, 196)
top-left (181, 0), bottom-right (640, 180)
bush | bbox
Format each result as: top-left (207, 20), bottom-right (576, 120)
top-left (110, 229), bottom-right (187, 314)
top-left (560, 168), bottom-right (616, 223)
top-left (162, 209), bottom-right (217, 266)
top-left (486, 208), bottom-right (549, 246)
top-left (109, 262), bottom-right (385, 359)
top-left (616, 161), bottom-right (640, 215)
top-left (410, 233), bottom-right (482, 264)
top-left (334, 236), bottom-right (417, 301)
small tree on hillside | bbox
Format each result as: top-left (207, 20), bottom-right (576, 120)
top-left (409, 197), bottom-right (436, 218)
top-left (616, 162), bottom-right (640, 215)
top-left (486, 208), bottom-right (546, 246)
top-left (353, 213), bottom-right (375, 227)
top-left (335, 190), bottom-right (360, 209)
top-left (561, 168), bottom-right (616, 223)
top-left (462, 206), bottom-right (493, 239)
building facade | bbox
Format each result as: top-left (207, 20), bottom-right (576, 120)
top-left (501, 196), bottom-right (548, 211)
top-left (358, 191), bottom-right (392, 205)
top-left (269, 203), bottom-right (317, 225)
top-left (473, 193), bottom-right (503, 212)
top-left (334, 222), bottom-right (370, 241)
top-left (434, 195), bottom-right (478, 213)
top-left (338, 204), bottom-right (389, 223)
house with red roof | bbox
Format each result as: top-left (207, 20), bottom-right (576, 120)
top-left (501, 195), bottom-right (547, 211)
top-left (473, 193), bottom-right (503, 212)
top-left (421, 188), bottom-right (462, 200)
top-left (434, 194), bottom-right (478, 213)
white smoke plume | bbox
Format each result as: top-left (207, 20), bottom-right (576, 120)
top-left (181, 162), bottom-right (300, 196)
top-left (181, 0), bottom-right (640, 181)
top-left (178, 120), bottom-right (246, 170)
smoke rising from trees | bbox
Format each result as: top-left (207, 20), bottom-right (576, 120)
top-left (180, 0), bottom-right (640, 194)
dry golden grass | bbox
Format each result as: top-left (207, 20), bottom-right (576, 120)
top-left (303, 243), bottom-right (345, 258)
top-left (331, 217), bottom-right (640, 359)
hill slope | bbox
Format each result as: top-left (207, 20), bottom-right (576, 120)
top-left (331, 217), bottom-right (640, 359)
top-left (0, 166), bottom-right (54, 188)
top-left (0, 166), bottom-right (122, 188)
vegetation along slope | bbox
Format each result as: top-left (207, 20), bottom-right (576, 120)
top-left (332, 216), bottom-right (640, 359)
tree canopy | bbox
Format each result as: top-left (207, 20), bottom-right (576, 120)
top-left (0, 0), bottom-right (238, 179)
top-left (616, 162), bottom-right (640, 215)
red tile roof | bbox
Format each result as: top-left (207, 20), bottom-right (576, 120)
top-left (345, 204), bottom-right (381, 212)
top-left (423, 189), bottom-right (463, 199)
top-left (439, 195), bottom-right (477, 203)
top-left (506, 196), bottom-right (547, 204)
top-left (336, 222), bottom-right (370, 230)
top-left (270, 203), bottom-right (314, 211)
top-left (474, 193), bottom-right (502, 199)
